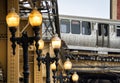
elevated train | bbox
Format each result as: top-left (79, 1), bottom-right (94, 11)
top-left (59, 15), bottom-right (120, 53)
top-left (58, 15), bottom-right (120, 82)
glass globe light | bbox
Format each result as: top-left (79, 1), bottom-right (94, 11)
top-left (64, 58), bottom-right (72, 70)
top-left (6, 8), bottom-right (20, 27)
top-left (51, 34), bottom-right (61, 49)
top-left (51, 62), bottom-right (56, 71)
top-left (38, 39), bottom-right (44, 50)
top-left (72, 72), bottom-right (79, 82)
top-left (29, 8), bottom-right (42, 27)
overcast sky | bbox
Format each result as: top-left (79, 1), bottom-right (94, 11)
top-left (58, 0), bottom-right (110, 19)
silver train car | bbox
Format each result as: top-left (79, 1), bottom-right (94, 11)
top-left (59, 15), bottom-right (120, 51)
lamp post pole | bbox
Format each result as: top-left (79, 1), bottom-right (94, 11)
top-left (9, 27), bottom-right (40, 83)
top-left (37, 50), bottom-right (59, 83)
top-left (45, 53), bottom-right (52, 83)
top-left (22, 39), bottom-right (29, 83)
top-left (43, 51), bottom-right (59, 83)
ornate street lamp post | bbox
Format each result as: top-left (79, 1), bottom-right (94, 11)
top-left (51, 58), bottom-right (79, 83)
top-left (37, 34), bottom-right (61, 83)
top-left (6, 8), bottom-right (42, 83)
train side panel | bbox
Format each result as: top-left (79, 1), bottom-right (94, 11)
top-left (59, 15), bottom-right (120, 49)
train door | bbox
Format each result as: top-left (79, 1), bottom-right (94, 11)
top-left (97, 23), bottom-right (109, 47)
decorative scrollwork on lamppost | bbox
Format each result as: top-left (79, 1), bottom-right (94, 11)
top-left (36, 34), bottom-right (61, 83)
top-left (51, 58), bottom-right (79, 83)
top-left (6, 8), bottom-right (42, 83)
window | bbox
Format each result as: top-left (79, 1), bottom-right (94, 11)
top-left (71, 20), bottom-right (80, 34)
top-left (60, 19), bottom-right (70, 33)
top-left (98, 23), bottom-right (108, 36)
top-left (82, 21), bottom-right (91, 35)
top-left (116, 26), bottom-right (120, 36)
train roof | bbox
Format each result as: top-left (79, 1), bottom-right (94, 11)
top-left (59, 14), bottom-right (120, 25)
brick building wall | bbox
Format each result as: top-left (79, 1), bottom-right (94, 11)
top-left (117, 0), bottom-right (120, 19)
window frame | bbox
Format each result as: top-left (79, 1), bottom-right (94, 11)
top-left (60, 19), bottom-right (70, 33)
top-left (82, 21), bottom-right (91, 35)
top-left (71, 20), bottom-right (80, 34)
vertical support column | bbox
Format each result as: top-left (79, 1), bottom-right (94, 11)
top-left (7, 0), bottom-right (19, 83)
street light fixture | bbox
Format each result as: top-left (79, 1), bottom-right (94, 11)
top-left (36, 34), bottom-right (61, 83)
top-left (63, 58), bottom-right (73, 83)
top-left (29, 8), bottom-right (42, 27)
top-left (6, 8), bottom-right (42, 83)
top-left (64, 58), bottom-right (72, 70)
top-left (51, 61), bottom-right (57, 83)
top-left (51, 58), bottom-right (72, 74)
top-left (6, 8), bottom-right (20, 27)
top-left (50, 62), bottom-right (56, 71)
top-left (51, 58), bottom-right (79, 83)
top-left (72, 72), bottom-right (79, 82)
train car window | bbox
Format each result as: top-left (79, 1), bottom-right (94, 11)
top-left (98, 23), bottom-right (108, 36)
top-left (82, 21), bottom-right (91, 35)
top-left (71, 20), bottom-right (80, 34)
top-left (60, 19), bottom-right (70, 33)
top-left (116, 26), bottom-right (120, 36)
